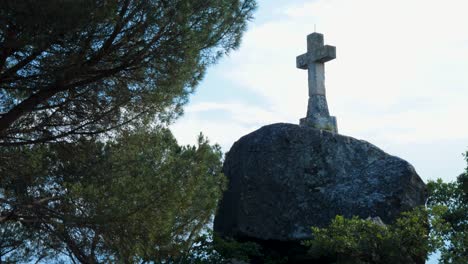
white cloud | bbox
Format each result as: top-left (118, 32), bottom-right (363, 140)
top-left (172, 101), bottom-right (282, 150)
top-left (172, 115), bottom-right (256, 150)
top-left (184, 102), bottom-right (285, 125)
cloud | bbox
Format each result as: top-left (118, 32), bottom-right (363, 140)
top-left (184, 102), bottom-right (285, 125)
top-left (172, 101), bottom-right (282, 150)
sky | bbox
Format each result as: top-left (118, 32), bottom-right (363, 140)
top-left (172, 0), bottom-right (468, 184)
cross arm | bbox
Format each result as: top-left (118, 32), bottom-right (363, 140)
top-left (315, 45), bottom-right (336, 63)
top-left (296, 53), bottom-right (309, 70)
top-left (296, 45), bottom-right (336, 70)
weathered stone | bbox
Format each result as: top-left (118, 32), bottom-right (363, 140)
top-left (214, 123), bottom-right (426, 242)
top-left (297, 33), bottom-right (337, 133)
top-left (366, 216), bottom-right (386, 227)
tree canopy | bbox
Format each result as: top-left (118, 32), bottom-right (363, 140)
top-left (0, 0), bottom-right (257, 262)
top-left (426, 152), bottom-right (468, 264)
top-left (0, 128), bottom-right (225, 263)
top-left (0, 0), bottom-right (256, 146)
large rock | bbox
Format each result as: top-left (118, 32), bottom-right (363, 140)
top-left (214, 123), bottom-right (426, 242)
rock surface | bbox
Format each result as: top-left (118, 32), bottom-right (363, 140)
top-left (214, 123), bottom-right (426, 242)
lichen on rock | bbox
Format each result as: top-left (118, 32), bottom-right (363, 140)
top-left (214, 123), bottom-right (426, 243)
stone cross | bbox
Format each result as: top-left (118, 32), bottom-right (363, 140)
top-left (297, 33), bottom-right (338, 133)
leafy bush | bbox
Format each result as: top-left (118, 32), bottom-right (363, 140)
top-left (304, 208), bottom-right (429, 264)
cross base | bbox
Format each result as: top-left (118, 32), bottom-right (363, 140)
top-left (300, 115), bottom-right (338, 133)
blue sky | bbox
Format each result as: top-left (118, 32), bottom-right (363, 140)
top-left (172, 0), bottom-right (468, 184)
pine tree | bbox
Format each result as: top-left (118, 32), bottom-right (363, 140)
top-left (0, 0), bottom-right (256, 146)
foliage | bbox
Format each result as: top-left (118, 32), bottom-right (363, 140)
top-left (0, 1), bottom-right (257, 261)
top-left (304, 208), bottom-right (430, 264)
top-left (0, 0), bottom-right (256, 145)
top-left (426, 151), bottom-right (468, 264)
top-left (213, 236), bottom-right (263, 263)
top-left (181, 234), bottom-right (286, 264)
top-left (0, 127), bottom-right (226, 263)
top-left (177, 233), bottom-right (262, 264)
top-left (178, 233), bottom-right (226, 264)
